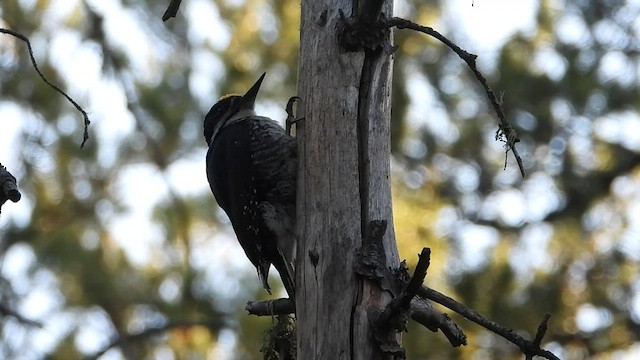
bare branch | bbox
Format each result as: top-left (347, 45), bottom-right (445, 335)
top-left (372, 248), bottom-right (432, 358)
top-left (410, 298), bottom-right (466, 347)
top-left (246, 298), bottom-right (295, 316)
top-left (387, 17), bottom-right (526, 177)
top-left (377, 248), bottom-right (430, 330)
top-left (162, 0), bottom-right (183, 22)
top-left (526, 313), bottom-right (552, 360)
top-left (420, 287), bottom-right (560, 360)
top-left (0, 28), bottom-right (91, 148)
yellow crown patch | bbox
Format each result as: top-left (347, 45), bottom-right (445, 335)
top-left (218, 93), bottom-right (241, 101)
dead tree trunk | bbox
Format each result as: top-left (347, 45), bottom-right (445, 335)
top-left (295, 0), bottom-right (399, 358)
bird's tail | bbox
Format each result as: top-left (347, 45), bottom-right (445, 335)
top-left (257, 261), bottom-right (272, 295)
top-left (275, 247), bottom-right (296, 298)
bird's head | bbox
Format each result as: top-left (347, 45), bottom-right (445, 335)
top-left (204, 73), bottom-right (265, 146)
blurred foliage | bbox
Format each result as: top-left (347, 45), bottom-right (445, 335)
top-left (1, 0), bottom-right (639, 359)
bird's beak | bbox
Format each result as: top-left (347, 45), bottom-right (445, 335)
top-left (240, 73), bottom-right (266, 110)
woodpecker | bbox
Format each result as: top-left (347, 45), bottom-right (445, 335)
top-left (204, 73), bottom-right (297, 297)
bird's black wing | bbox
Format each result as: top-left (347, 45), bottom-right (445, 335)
top-left (248, 117), bottom-right (297, 297)
top-left (206, 120), bottom-right (273, 293)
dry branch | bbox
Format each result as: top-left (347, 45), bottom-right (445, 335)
top-left (420, 286), bottom-right (560, 360)
top-left (376, 248), bottom-right (431, 330)
top-left (162, 0), bottom-right (183, 22)
top-left (0, 28), bottom-right (91, 147)
top-left (410, 297), bottom-right (466, 347)
top-left (386, 17), bottom-right (526, 177)
top-left (246, 298), bottom-right (295, 316)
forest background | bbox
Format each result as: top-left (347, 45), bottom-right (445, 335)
top-left (1, 0), bottom-right (639, 359)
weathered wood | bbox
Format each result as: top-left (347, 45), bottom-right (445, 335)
top-left (350, 0), bottom-right (398, 359)
top-left (295, 2), bottom-right (364, 358)
top-left (296, 0), bottom-right (397, 358)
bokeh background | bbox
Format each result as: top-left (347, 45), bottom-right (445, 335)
top-left (1, 0), bottom-right (640, 359)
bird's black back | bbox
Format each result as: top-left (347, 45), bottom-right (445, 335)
top-left (206, 116), bottom-right (296, 296)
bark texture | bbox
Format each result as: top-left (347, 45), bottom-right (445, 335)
top-left (296, 0), bottom-right (398, 358)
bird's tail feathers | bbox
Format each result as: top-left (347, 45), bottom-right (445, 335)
top-left (257, 262), bottom-right (272, 295)
top-left (276, 247), bottom-right (296, 298)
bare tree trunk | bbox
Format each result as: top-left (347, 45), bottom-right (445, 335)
top-left (296, 0), bottom-right (398, 358)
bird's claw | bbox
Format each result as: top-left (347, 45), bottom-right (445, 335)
top-left (285, 96), bottom-right (304, 135)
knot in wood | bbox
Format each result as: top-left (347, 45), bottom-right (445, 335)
top-left (337, 10), bottom-right (390, 52)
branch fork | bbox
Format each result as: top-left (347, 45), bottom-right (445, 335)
top-left (356, 221), bottom-right (466, 356)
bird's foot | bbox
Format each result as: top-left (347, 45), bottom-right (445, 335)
top-left (285, 96), bottom-right (305, 135)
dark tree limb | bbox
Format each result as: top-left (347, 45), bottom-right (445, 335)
top-left (85, 319), bottom-right (225, 360)
top-left (420, 287), bottom-right (560, 360)
top-left (354, 235), bottom-right (556, 357)
top-left (386, 17), bottom-right (526, 178)
top-left (397, 248), bottom-right (430, 308)
top-left (162, 0), bottom-right (183, 22)
top-left (0, 28), bottom-right (91, 148)
top-left (246, 298), bottom-right (295, 316)
top-left (376, 248), bottom-right (430, 331)
top-left (370, 248), bottom-right (432, 358)
top-left (0, 164), bottom-right (21, 216)
top-left (526, 314), bottom-right (552, 360)
top-left (410, 297), bottom-right (466, 347)
top-left (533, 313), bottom-right (551, 346)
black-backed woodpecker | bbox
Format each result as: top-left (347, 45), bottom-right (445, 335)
top-left (204, 73), bottom-right (296, 297)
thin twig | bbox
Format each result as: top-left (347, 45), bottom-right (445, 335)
top-left (1, 28), bottom-right (91, 147)
top-left (533, 313), bottom-right (551, 347)
top-left (526, 313), bottom-right (552, 360)
top-left (387, 18), bottom-right (526, 177)
top-left (162, 0), bottom-right (183, 21)
top-left (400, 248), bottom-right (430, 307)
